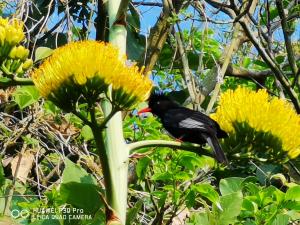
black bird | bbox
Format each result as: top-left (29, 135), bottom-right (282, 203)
top-left (138, 93), bottom-right (228, 164)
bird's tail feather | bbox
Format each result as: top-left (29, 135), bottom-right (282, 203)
top-left (204, 135), bottom-right (228, 165)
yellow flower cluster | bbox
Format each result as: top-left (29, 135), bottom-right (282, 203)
top-left (0, 17), bottom-right (24, 46)
top-left (0, 17), bottom-right (32, 75)
top-left (31, 41), bottom-right (152, 107)
top-left (211, 87), bottom-right (300, 158)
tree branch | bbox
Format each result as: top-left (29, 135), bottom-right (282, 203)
top-left (204, 0), bottom-right (235, 18)
top-left (132, 1), bottom-right (163, 7)
top-left (174, 24), bottom-right (202, 107)
top-left (275, 0), bottom-right (298, 77)
top-left (206, 24), bottom-right (243, 113)
top-left (96, 0), bottom-right (108, 41)
top-left (225, 64), bottom-right (273, 79)
top-left (233, 0), bottom-right (253, 23)
top-left (142, 0), bottom-right (172, 75)
top-left (238, 20), bottom-right (300, 113)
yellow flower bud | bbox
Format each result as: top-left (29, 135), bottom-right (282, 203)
top-left (15, 64), bottom-right (23, 74)
top-left (11, 18), bottom-right (23, 30)
top-left (5, 27), bottom-right (24, 46)
top-left (0, 26), bottom-right (5, 45)
top-left (16, 46), bottom-right (29, 60)
top-left (8, 46), bottom-right (17, 59)
top-left (0, 17), bottom-right (8, 26)
top-left (22, 59), bottom-right (33, 70)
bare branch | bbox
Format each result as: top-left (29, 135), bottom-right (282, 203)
top-left (238, 20), bottom-right (300, 112)
top-left (275, 0), bottom-right (298, 77)
top-left (142, 0), bottom-right (184, 75)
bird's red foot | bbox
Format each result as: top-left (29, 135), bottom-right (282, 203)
top-left (175, 136), bottom-right (184, 142)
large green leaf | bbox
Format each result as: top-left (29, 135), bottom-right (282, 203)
top-left (219, 177), bottom-right (245, 195)
top-left (126, 200), bottom-right (143, 225)
top-left (13, 86), bottom-right (40, 109)
top-left (136, 157), bottom-right (151, 179)
top-left (152, 171), bottom-right (172, 181)
top-left (285, 186), bottom-right (300, 202)
top-left (213, 192), bottom-right (243, 225)
top-left (34, 47), bottom-right (53, 62)
top-left (271, 214), bottom-right (289, 225)
top-left (80, 125), bottom-right (94, 141)
top-left (186, 213), bottom-right (210, 225)
top-left (193, 183), bottom-right (220, 206)
top-left (60, 159), bottom-right (102, 214)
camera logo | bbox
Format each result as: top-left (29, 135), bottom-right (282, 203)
top-left (11, 209), bottom-right (30, 219)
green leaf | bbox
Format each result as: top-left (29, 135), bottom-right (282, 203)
top-left (13, 86), bottom-right (40, 109)
top-left (81, 125), bottom-right (94, 141)
top-left (201, 66), bottom-right (218, 95)
top-left (275, 55), bottom-right (285, 64)
top-left (174, 171), bottom-right (191, 181)
top-left (152, 171), bottom-right (172, 181)
top-left (126, 32), bottom-right (145, 62)
top-left (136, 157), bottom-right (151, 179)
top-left (284, 201), bottom-right (300, 211)
top-left (253, 59), bottom-right (269, 69)
top-left (259, 186), bottom-right (282, 206)
top-left (22, 135), bottom-right (39, 146)
top-left (286, 210), bottom-right (300, 220)
top-left (128, 3), bottom-right (140, 30)
top-left (256, 164), bottom-right (281, 185)
top-left (186, 213), bottom-right (210, 225)
top-left (152, 191), bottom-right (167, 208)
top-left (186, 190), bottom-right (196, 208)
top-left (0, 77), bottom-right (11, 83)
top-left (242, 57), bottom-right (251, 68)
top-left (271, 214), bottom-right (289, 225)
top-left (43, 100), bottom-right (61, 115)
top-left (35, 47), bottom-right (53, 62)
top-left (285, 186), bottom-right (300, 201)
top-left (193, 183), bottom-right (220, 205)
top-left (240, 198), bottom-right (258, 218)
top-left (60, 159), bottom-right (102, 214)
top-left (126, 200), bottom-right (143, 225)
top-left (219, 177), bottom-right (245, 195)
top-left (243, 182), bottom-right (260, 195)
top-left (214, 192), bottom-right (243, 225)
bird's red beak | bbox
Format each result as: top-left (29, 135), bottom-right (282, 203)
top-left (138, 107), bottom-right (152, 115)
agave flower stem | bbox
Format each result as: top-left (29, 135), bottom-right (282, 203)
top-left (101, 98), bottom-right (128, 224)
top-left (72, 110), bottom-right (93, 127)
top-left (128, 140), bottom-right (213, 157)
top-left (89, 122), bottom-right (115, 212)
top-left (98, 106), bottom-right (118, 130)
top-left (98, 1), bottom-right (130, 224)
top-left (0, 77), bottom-right (34, 87)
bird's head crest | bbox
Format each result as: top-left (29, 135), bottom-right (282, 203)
top-left (145, 92), bottom-right (180, 117)
top-left (148, 92), bottom-right (171, 105)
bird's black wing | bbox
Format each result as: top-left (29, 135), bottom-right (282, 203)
top-left (163, 108), bottom-right (228, 164)
top-left (163, 108), bottom-right (217, 134)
